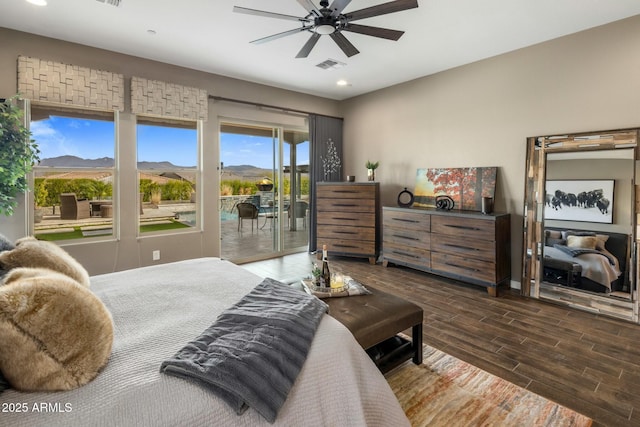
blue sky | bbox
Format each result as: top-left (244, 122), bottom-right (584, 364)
top-left (31, 115), bottom-right (309, 169)
top-left (220, 134), bottom-right (309, 170)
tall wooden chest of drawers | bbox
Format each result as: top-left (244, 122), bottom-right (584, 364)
top-left (316, 182), bottom-right (380, 264)
top-left (382, 206), bottom-right (510, 296)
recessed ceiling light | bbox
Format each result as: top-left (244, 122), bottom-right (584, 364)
top-left (336, 80), bottom-right (350, 87)
top-left (26, 0), bottom-right (47, 5)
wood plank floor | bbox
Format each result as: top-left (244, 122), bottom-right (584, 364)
top-left (241, 253), bottom-right (640, 427)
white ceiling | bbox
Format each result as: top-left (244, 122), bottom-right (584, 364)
top-left (2, 0), bottom-right (640, 100)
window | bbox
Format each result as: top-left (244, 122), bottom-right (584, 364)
top-left (31, 105), bottom-right (116, 241)
top-left (137, 117), bottom-right (199, 234)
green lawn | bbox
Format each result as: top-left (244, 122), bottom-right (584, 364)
top-left (37, 228), bottom-right (85, 241)
top-left (36, 221), bottom-right (191, 241)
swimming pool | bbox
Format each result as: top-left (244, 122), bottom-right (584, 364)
top-left (175, 210), bottom-right (237, 226)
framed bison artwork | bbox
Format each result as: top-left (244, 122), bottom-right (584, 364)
top-left (544, 179), bottom-right (614, 224)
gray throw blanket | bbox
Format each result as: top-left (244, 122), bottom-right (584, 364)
top-left (160, 277), bottom-right (327, 423)
top-left (553, 244), bottom-right (616, 266)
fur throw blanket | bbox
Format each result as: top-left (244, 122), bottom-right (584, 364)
top-left (0, 236), bottom-right (113, 392)
top-left (0, 233), bottom-right (14, 281)
top-left (0, 236), bottom-right (90, 287)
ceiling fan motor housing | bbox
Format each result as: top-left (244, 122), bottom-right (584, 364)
top-left (314, 15), bottom-right (338, 34)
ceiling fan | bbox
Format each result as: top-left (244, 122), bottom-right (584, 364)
top-left (233, 0), bottom-right (419, 58)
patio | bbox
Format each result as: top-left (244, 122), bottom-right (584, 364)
top-left (220, 209), bottom-right (310, 262)
top-left (34, 200), bottom-right (309, 261)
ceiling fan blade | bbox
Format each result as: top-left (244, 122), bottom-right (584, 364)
top-left (329, 0), bottom-right (352, 17)
top-left (346, 0), bottom-right (418, 22)
top-left (251, 27), bottom-right (311, 44)
top-left (329, 31), bottom-right (360, 57)
top-left (342, 23), bottom-right (404, 41)
top-left (297, 0), bottom-right (321, 17)
top-left (233, 6), bottom-right (305, 22)
top-left (296, 33), bottom-right (321, 58)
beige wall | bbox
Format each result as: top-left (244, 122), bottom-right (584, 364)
top-left (341, 15), bottom-right (640, 286)
top-left (0, 28), bottom-right (340, 274)
top-left (2, 15), bottom-right (640, 283)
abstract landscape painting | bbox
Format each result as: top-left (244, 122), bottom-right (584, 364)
top-left (414, 167), bottom-right (497, 211)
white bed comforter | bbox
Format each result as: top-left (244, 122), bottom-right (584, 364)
top-left (0, 258), bottom-right (409, 427)
top-left (544, 246), bottom-right (621, 291)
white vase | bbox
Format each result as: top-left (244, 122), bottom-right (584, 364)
top-left (367, 169), bottom-right (375, 181)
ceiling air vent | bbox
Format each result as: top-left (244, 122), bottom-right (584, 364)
top-left (316, 59), bottom-right (346, 71)
top-left (95, 0), bottom-right (121, 6)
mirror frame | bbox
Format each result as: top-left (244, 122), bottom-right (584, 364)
top-left (522, 128), bottom-right (639, 320)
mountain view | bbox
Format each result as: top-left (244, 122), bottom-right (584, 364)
top-left (38, 156), bottom-right (280, 181)
top-left (38, 155), bottom-right (193, 169)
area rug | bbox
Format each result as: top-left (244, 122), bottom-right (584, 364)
top-left (386, 345), bottom-right (592, 427)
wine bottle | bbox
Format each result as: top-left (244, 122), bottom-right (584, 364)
top-left (321, 244), bottom-right (331, 288)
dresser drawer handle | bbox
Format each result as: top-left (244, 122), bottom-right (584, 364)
top-left (392, 250), bottom-right (420, 259)
top-left (442, 262), bottom-right (478, 272)
top-left (392, 217), bottom-right (419, 223)
top-left (393, 234), bottom-right (419, 241)
top-left (332, 217), bottom-right (358, 221)
top-left (333, 203), bottom-right (358, 207)
top-left (445, 224), bottom-right (481, 231)
top-left (443, 243), bottom-right (480, 251)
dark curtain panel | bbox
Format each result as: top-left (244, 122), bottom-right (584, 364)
top-left (308, 114), bottom-right (344, 253)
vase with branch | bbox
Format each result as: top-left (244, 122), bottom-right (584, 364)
top-left (366, 160), bottom-right (379, 181)
top-left (321, 138), bottom-right (342, 181)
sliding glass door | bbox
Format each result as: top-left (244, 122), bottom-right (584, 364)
top-left (220, 121), bottom-right (309, 262)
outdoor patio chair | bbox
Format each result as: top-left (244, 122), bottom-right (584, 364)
top-left (261, 200), bottom-right (277, 230)
top-left (236, 202), bottom-right (259, 232)
top-left (247, 194), bottom-right (260, 209)
top-left (59, 193), bottom-right (91, 220)
top-left (289, 200), bottom-right (308, 230)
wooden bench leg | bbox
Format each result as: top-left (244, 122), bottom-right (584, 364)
top-left (412, 323), bottom-right (423, 365)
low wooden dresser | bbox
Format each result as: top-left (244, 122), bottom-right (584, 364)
top-left (382, 206), bottom-right (511, 296)
top-left (316, 182), bottom-right (380, 264)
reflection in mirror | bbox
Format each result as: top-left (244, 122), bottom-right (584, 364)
top-left (522, 129), bottom-right (639, 322)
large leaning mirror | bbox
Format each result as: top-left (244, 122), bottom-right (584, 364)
top-left (522, 129), bottom-right (639, 322)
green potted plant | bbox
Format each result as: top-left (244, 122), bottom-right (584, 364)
top-left (310, 262), bottom-right (322, 286)
top-left (365, 160), bottom-right (379, 181)
top-left (0, 96), bottom-right (40, 216)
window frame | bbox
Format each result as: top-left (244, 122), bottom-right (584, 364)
top-left (136, 115), bottom-right (202, 237)
top-left (29, 101), bottom-right (119, 242)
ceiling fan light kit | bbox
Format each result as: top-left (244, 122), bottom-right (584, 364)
top-left (234, 0), bottom-right (418, 58)
top-left (315, 24), bottom-right (336, 35)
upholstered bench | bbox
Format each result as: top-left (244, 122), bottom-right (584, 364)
top-left (543, 256), bottom-right (582, 286)
top-left (324, 285), bottom-right (423, 373)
